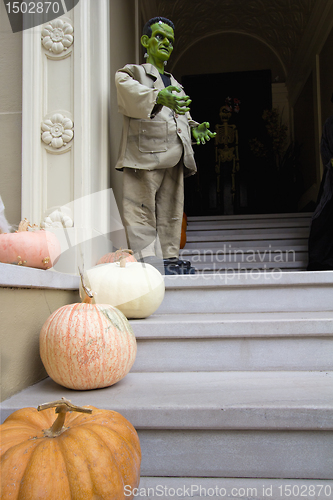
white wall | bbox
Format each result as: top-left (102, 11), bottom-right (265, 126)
top-left (0, 3), bottom-right (22, 227)
top-left (109, 0), bottom-right (137, 224)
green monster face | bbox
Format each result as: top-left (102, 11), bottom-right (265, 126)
top-left (141, 22), bottom-right (174, 73)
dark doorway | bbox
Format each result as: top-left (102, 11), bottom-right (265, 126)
top-left (182, 69), bottom-right (273, 216)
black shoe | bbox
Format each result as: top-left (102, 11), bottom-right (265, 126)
top-left (178, 264), bottom-right (196, 274)
top-left (164, 262), bottom-right (181, 275)
top-left (177, 259), bottom-right (191, 268)
top-left (163, 258), bottom-right (196, 275)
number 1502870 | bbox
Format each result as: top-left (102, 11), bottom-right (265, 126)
top-left (5, 2), bottom-right (61, 14)
top-left (278, 484), bottom-right (332, 497)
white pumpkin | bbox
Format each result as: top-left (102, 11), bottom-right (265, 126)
top-left (82, 260), bottom-right (165, 319)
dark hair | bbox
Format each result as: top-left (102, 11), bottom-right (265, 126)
top-left (142, 17), bottom-right (175, 38)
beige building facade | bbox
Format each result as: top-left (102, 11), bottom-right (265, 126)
top-left (1, 0), bottom-right (333, 400)
top-left (1, 0), bottom-right (333, 230)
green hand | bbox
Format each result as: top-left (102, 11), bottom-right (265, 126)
top-left (192, 122), bottom-right (217, 145)
top-left (157, 86), bottom-right (192, 114)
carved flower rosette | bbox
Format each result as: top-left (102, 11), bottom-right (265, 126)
top-left (41, 113), bottom-right (74, 152)
top-left (41, 19), bottom-right (74, 57)
top-left (41, 207), bottom-right (74, 229)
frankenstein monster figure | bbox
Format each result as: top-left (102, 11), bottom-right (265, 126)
top-left (115, 17), bottom-right (215, 274)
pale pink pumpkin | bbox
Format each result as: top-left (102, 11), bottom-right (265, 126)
top-left (39, 297), bottom-right (137, 390)
top-left (97, 248), bottom-right (137, 265)
top-left (0, 220), bottom-right (61, 270)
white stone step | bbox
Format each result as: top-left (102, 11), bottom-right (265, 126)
top-left (2, 372), bottom-right (332, 479)
top-left (184, 214), bottom-right (311, 268)
top-left (130, 311), bottom-right (333, 372)
top-left (0, 262), bottom-right (79, 289)
top-left (181, 243), bottom-right (308, 254)
top-left (186, 213), bottom-right (312, 231)
top-left (186, 240), bottom-right (308, 250)
top-left (187, 216), bottom-right (311, 230)
top-left (181, 243), bottom-right (308, 272)
top-left (187, 219), bottom-right (311, 231)
top-left (187, 230), bottom-right (309, 242)
top-left (187, 221), bottom-right (311, 232)
top-left (159, 271), bottom-right (333, 314)
top-left (138, 477), bottom-right (333, 500)
top-left (132, 311), bottom-right (333, 338)
top-left (187, 212), bottom-right (313, 223)
top-left (184, 235), bottom-right (308, 249)
top-left (183, 210), bottom-right (310, 271)
top-left (181, 247), bottom-right (307, 265)
top-left (181, 262), bottom-right (308, 272)
top-left (186, 231), bottom-right (309, 242)
top-left (191, 262), bottom-right (306, 273)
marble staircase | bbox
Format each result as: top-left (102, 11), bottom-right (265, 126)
top-left (1, 213), bottom-right (333, 499)
top-left (181, 212), bottom-right (312, 273)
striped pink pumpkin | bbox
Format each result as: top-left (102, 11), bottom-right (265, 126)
top-left (39, 302), bottom-right (137, 390)
top-left (97, 248), bottom-right (137, 265)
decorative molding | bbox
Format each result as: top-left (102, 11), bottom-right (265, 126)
top-left (22, 18), bottom-right (75, 223)
top-left (41, 18), bottom-right (74, 58)
top-left (22, 27), bottom-right (44, 224)
top-left (155, 0), bottom-right (318, 73)
top-left (286, 0), bottom-right (333, 105)
top-left (170, 30), bottom-right (288, 80)
top-left (73, 0), bottom-right (110, 200)
top-left (20, 1), bottom-right (124, 270)
top-left (41, 112), bottom-right (74, 151)
top-left (41, 207), bottom-right (74, 229)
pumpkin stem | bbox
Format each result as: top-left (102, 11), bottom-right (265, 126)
top-left (115, 248), bottom-right (133, 262)
top-left (16, 219), bottom-right (40, 232)
top-left (17, 218), bottom-right (30, 232)
top-left (78, 267), bottom-right (94, 304)
top-left (119, 257), bottom-right (127, 268)
top-left (38, 397), bottom-right (93, 438)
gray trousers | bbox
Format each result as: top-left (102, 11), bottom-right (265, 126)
top-left (122, 161), bottom-right (184, 259)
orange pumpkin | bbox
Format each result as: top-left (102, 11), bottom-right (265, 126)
top-left (0, 398), bottom-right (141, 500)
top-left (0, 219), bottom-right (61, 269)
top-left (39, 273), bottom-right (137, 390)
top-left (97, 248), bottom-right (137, 265)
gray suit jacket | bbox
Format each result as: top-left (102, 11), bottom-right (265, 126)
top-left (115, 63), bottom-right (198, 177)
